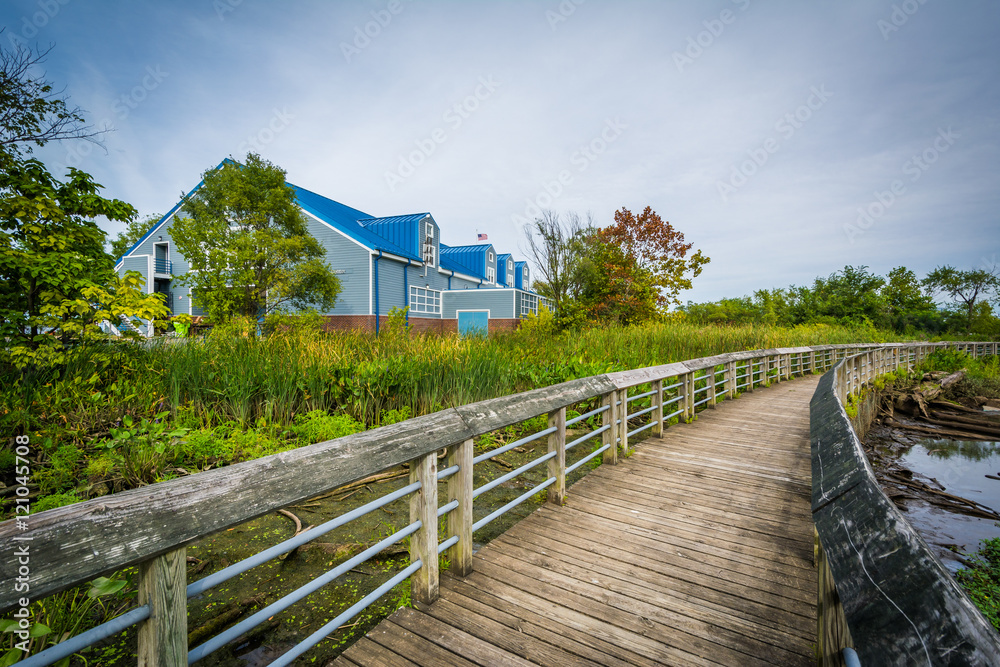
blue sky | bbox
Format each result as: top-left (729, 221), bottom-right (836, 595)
top-left (3, 0), bottom-right (998, 304)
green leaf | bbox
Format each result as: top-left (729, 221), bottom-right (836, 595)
top-left (0, 620), bottom-right (20, 633)
top-left (88, 577), bottom-right (126, 598)
top-left (0, 648), bottom-right (23, 667)
top-left (28, 623), bottom-right (51, 638)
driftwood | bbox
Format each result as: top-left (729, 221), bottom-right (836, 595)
top-left (882, 472), bottom-right (1000, 520)
top-left (187, 594), bottom-right (265, 647)
top-left (308, 469), bottom-right (410, 502)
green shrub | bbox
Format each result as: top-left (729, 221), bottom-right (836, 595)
top-left (34, 492), bottom-right (81, 513)
top-left (291, 410), bottom-right (364, 444)
top-left (956, 537), bottom-right (1000, 631)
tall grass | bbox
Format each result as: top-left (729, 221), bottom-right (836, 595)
top-left (143, 320), bottom-right (905, 428)
top-left (1, 319), bottom-right (912, 447)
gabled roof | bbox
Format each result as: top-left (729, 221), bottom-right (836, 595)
top-left (439, 243), bottom-right (494, 279)
top-left (289, 185), bottom-right (419, 260)
top-left (116, 158), bottom-right (231, 264)
top-left (117, 159), bottom-right (422, 265)
top-left (357, 213), bottom-right (432, 259)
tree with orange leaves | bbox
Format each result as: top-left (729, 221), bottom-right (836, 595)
top-left (583, 206), bottom-right (709, 323)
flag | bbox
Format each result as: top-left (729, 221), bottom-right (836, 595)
top-left (477, 233), bottom-right (488, 241)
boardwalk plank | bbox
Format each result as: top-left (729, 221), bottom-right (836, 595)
top-left (343, 376), bottom-right (819, 667)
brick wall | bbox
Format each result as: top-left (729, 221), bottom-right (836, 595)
top-left (488, 318), bottom-right (522, 333)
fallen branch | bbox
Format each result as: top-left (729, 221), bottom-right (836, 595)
top-left (308, 469), bottom-right (409, 502)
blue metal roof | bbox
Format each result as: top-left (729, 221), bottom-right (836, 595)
top-left (289, 185), bottom-right (419, 260)
top-left (357, 213), bottom-right (431, 258)
top-left (439, 243), bottom-right (492, 279)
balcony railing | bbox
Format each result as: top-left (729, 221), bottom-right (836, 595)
top-left (154, 258), bottom-right (172, 274)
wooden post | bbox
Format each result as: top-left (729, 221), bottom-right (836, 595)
top-left (681, 373), bottom-right (692, 421)
top-left (446, 439), bottom-right (473, 577)
top-left (547, 407), bottom-right (566, 505)
top-left (784, 354), bottom-right (792, 380)
top-left (137, 547), bottom-right (187, 667)
top-left (809, 350), bottom-right (817, 374)
top-left (620, 389), bottom-right (630, 455)
top-left (747, 360), bottom-right (755, 392)
top-left (726, 361), bottom-right (737, 399)
top-left (651, 379), bottom-right (664, 436)
top-left (707, 368), bottom-right (717, 409)
top-left (601, 391), bottom-right (618, 465)
top-left (409, 451), bottom-right (439, 605)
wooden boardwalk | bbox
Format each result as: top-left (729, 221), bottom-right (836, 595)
top-left (335, 376), bottom-right (818, 667)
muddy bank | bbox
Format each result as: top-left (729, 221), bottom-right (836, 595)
top-left (863, 371), bottom-right (1000, 571)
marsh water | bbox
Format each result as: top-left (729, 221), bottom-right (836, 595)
top-left (897, 438), bottom-right (1000, 571)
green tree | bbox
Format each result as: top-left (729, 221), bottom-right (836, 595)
top-left (883, 266), bottom-right (938, 332)
top-left (171, 154), bottom-right (341, 323)
top-left (923, 265), bottom-right (1000, 333)
top-left (110, 212), bottom-right (161, 259)
top-left (0, 42), bottom-right (168, 369)
top-left (810, 265), bottom-right (887, 327)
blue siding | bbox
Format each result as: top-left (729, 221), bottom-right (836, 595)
top-left (304, 213), bottom-right (372, 315)
top-left (514, 261), bottom-right (530, 290)
top-left (443, 289), bottom-right (516, 319)
top-left (375, 256), bottom-right (406, 315)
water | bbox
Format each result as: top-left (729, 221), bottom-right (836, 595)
top-left (897, 439), bottom-right (1000, 571)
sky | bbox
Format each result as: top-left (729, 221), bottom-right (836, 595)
top-left (3, 0), bottom-right (999, 304)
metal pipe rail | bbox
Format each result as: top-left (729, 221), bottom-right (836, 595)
top-left (2, 341), bottom-right (997, 665)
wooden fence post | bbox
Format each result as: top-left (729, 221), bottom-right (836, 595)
top-left (747, 360), bottom-right (756, 392)
top-left (446, 439), bottom-right (473, 577)
top-left (620, 389), bottom-right (631, 455)
top-left (726, 361), bottom-right (737, 399)
top-left (651, 379), bottom-right (664, 436)
top-left (137, 548), bottom-right (187, 667)
top-left (602, 391), bottom-right (618, 465)
top-left (681, 373), bottom-right (692, 421)
top-left (409, 451), bottom-right (439, 605)
top-left (708, 368), bottom-right (717, 409)
top-left (547, 407), bottom-right (566, 505)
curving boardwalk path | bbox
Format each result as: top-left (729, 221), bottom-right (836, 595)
top-left (334, 376), bottom-right (819, 666)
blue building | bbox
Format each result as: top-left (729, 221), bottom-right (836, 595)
top-left (114, 161), bottom-right (551, 335)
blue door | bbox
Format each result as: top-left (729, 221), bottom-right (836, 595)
top-left (458, 311), bottom-right (489, 336)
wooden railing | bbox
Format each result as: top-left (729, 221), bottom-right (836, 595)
top-left (2, 341), bottom-right (995, 665)
top-left (812, 341), bottom-right (1000, 666)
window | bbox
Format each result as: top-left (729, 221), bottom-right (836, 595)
top-left (486, 267), bottom-right (496, 283)
top-left (423, 221), bottom-right (436, 267)
top-left (488, 251), bottom-right (494, 262)
top-left (409, 286), bottom-right (441, 315)
top-left (521, 293), bottom-right (539, 318)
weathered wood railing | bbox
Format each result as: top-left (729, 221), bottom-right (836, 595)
top-left (812, 341), bottom-right (1000, 666)
top-left (2, 341), bottom-right (995, 665)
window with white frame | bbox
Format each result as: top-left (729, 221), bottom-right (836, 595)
top-left (486, 266), bottom-right (496, 283)
top-left (409, 286), bottom-right (441, 315)
top-left (423, 220), bottom-right (436, 267)
top-left (520, 292), bottom-right (539, 318)
top-left (488, 251), bottom-right (494, 262)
